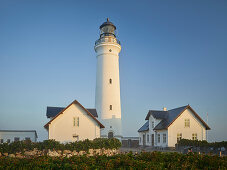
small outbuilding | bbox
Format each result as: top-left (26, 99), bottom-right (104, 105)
top-left (0, 130), bottom-right (38, 143)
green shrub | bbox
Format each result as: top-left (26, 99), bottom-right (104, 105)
top-left (0, 152), bottom-right (226, 169)
top-left (0, 138), bottom-right (121, 154)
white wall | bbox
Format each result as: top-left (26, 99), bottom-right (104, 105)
top-left (168, 108), bottom-right (207, 147)
top-left (95, 36), bottom-right (122, 138)
top-left (155, 130), bottom-right (168, 147)
top-left (149, 115), bottom-right (162, 146)
top-left (138, 131), bottom-right (146, 146)
top-left (48, 103), bottom-right (101, 143)
top-left (0, 131), bottom-right (37, 143)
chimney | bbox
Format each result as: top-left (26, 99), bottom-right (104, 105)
top-left (163, 107), bottom-right (167, 111)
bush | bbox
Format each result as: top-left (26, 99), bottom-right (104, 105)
top-left (0, 152), bottom-right (226, 169)
top-left (177, 139), bottom-right (227, 148)
top-left (0, 138), bottom-right (121, 154)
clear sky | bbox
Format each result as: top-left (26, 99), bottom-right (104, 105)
top-left (0, 0), bottom-right (226, 142)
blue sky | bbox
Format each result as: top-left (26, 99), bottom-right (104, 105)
top-left (0, 0), bottom-right (226, 141)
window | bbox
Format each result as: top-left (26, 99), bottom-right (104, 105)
top-left (25, 137), bottom-right (30, 141)
top-left (177, 133), bottom-right (182, 142)
top-left (152, 121), bottom-right (154, 128)
top-left (73, 117), bottom-right (76, 126)
top-left (73, 117), bottom-right (79, 127)
top-left (110, 105), bottom-right (112, 110)
top-left (163, 134), bottom-right (166, 143)
top-left (185, 119), bottom-right (190, 128)
top-left (147, 134), bottom-right (149, 142)
top-left (109, 79), bottom-right (112, 84)
top-left (7, 139), bottom-right (10, 143)
top-left (14, 137), bottom-right (20, 142)
top-left (139, 137), bottom-right (141, 143)
top-left (77, 117), bottom-right (79, 126)
top-left (192, 133), bottom-right (197, 140)
top-left (110, 126), bottom-right (112, 128)
top-left (157, 134), bottom-right (160, 143)
top-left (0, 139), bottom-right (3, 143)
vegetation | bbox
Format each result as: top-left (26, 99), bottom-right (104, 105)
top-left (0, 138), bottom-right (121, 154)
top-left (177, 139), bottom-right (227, 148)
top-left (0, 152), bottom-right (226, 169)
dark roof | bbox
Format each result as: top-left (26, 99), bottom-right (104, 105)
top-left (46, 107), bottom-right (64, 118)
top-left (145, 110), bottom-right (168, 120)
top-left (86, 109), bottom-right (98, 118)
top-left (0, 130), bottom-right (38, 138)
top-left (139, 105), bottom-right (210, 131)
top-left (44, 100), bottom-right (104, 129)
top-left (138, 121), bottom-right (149, 132)
top-left (100, 18), bottom-right (116, 30)
top-left (46, 107), bottom-right (98, 118)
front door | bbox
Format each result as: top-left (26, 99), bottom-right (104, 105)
top-left (151, 134), bottom-right (154, 146)
top-left (108, 132), bottom-right (113, 139)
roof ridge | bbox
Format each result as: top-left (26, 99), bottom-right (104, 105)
top-left (168, 105), bottom-right (188, 111)
top-left (149, 110), bottom-right (167, 112)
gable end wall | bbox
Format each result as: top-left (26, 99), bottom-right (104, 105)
top-left (168, 108), bottom-right (206, 147)
top-left (49, 103), bottom-right (100, 142)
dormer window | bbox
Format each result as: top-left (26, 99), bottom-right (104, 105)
top-left (152, 121), bottom-right (154, 128)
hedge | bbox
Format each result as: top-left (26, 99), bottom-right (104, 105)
top-left (0, 152), bottom-right (226, 169)
top-left (0, 138), bottom-right (121, 154)
top-left (177, 139), bottom-right (227, 148)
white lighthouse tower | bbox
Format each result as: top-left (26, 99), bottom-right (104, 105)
top-left (94, 18), bottom-right (122, 140)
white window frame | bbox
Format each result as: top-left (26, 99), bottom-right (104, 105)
top-left (185, 119), bottom-right (190, 128)
top-left (163, 134), bottom-right (166, 143)
top-left (157, 134), bottom-right (160, 143)
top-left (177, 133), bottom-right (182, 142)
top-left (192, 133), bottom-right (197, 140)
top-left (73, 117), bottom-right (79, 127)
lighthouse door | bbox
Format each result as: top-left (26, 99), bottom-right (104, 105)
top-left (108, 132), bottom-right (113, 139)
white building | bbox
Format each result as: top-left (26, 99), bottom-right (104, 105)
top-left (0, 130), bottom-right (38, 143)
top-left (138, 105), bottom-right (210, 147)
top-left (95, 18), bottom-right (122, 140)
top-left (44, 100), bottom-right (104, 143)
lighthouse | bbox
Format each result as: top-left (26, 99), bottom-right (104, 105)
top-left (94, 18), bottom-right (122, 140)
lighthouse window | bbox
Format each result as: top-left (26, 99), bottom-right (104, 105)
top-left (110, 105), bottom-right (112, 110)
top-left (109, 79), bottom-right (112, 84)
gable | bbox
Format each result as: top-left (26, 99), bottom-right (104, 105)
top-left (167, 106), bottom-right (210, 130)
top-left (147, 105), bottom-right (210, 130)
top-left (44, 100), bottom-right (104, 129)
top-left (170, 108), bottom-right (206, 129)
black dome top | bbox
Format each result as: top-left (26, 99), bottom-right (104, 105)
top-left (100, 18), bottom-right (116, 30)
